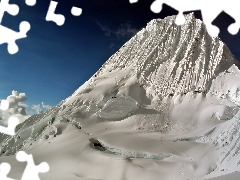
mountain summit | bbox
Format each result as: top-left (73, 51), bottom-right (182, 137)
top-left (96, 13), bottom-right (239, 94)
top-left (1, 13), bottom-right (240, 180)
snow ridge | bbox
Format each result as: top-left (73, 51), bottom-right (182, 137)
top-left (94, 13), bottom-right (238, 98)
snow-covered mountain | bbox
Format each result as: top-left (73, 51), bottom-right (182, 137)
top-left (1, 13), bottom-right (240, 180)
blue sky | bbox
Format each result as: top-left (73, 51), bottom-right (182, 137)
top-left (1, 0), bottom-right (240, 114)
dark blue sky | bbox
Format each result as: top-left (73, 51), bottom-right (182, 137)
top-left (0, 0), bottom-right (240, 112)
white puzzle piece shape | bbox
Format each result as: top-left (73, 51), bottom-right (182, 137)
top-left (0, 0), bottom-right (31, 54)
top-left (0, 100), bottom-right (19, 135)
top-left (16, 151), bottom-right (49, 180)
top-left (0, 116), bottom-right (19, 136)
top-left (46, 0), bottom-right (65, 26)
top-left (0, 21), bottom-right (30, 54)
top-left (25, 0), bottom-right (36, 6)
top-left (0, 0), bottom-right (19, 22)
top-left (130, 0), bottom-right (240, 37)
top-left (71, 6), bottom-right (82, 16)
top-left (129, 0), bottom-right (138, 4)
top-left (0, 163), bottom-right (16, 180)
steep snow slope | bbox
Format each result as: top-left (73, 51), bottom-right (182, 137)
top-left (1, 13), bottom-right (240, 180)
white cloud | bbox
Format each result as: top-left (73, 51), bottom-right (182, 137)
top-left (7, 90), bottom-right (27, 109)
top-left (32, 104), bottom-right (42, 114)
top-left (31, 102), bottom-right (51, 114)
top-left (0, 90), bottom-right (30, 126)
top-left (115, 23), bottom-right (139, 38)
top-left (0, 91), bottom-right (52, 126)
top-left (18, 102), bottom-right (29, 108)
top-left (42, 102), bottom-right (51, 110)
top-left (97, 22), bottom-right (112, 36)
top-left (97, 22), bottom-right (139, 39)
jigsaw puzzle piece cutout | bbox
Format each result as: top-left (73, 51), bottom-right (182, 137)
top-left (150, 0), bottom-right (164, 13)
top-left (25, 0), bottom-right (36, 6)
top-left (0, 100), bottom-right (9, 111)
top-left (0, 163), bottom-right (16, 180)
top-left (227, 10), bottom-right (240, 35)
top-left (0, 100), bottom-right (19, 135)
top-left (0, 0), bottom-right (19, 20)
top-left (5, 4), bottom-right (19, 16)
top-left (46, 0), bottom-right (65, 26)
top-left (150, 0), bottom-right (187, 25)
top-left (129, 0), bottom-right (138, 3)
top-left (151, 0), bottom-right (202, 25)
top-left (223, 1), bottom-right (240, 35)
top-left (0, 116), bottom-right (19, 135)
top-left (149, 0), bottom-right (240, 36)
top-left (71, 7), bottom-right (82, 16)
top-left (16, 151), bottom-right (49, 180)
top-left (0, 21), bottom-right (30, 54)
top-left (201, 7), bottom-right (221, 37)
top-left (228, 21), bottom-right (240, 35)
top-left (0, 0), bottom-right (31, 54)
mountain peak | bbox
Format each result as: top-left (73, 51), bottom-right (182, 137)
top-left (1, 13), bottom-right (240, 180)
top-left (92, 13), bottom-right (239, 98)
top-left (146, 12), bottom-right (196, 29)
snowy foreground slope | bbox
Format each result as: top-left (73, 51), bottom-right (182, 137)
top-left (1, 13), bottom-right (240, 180)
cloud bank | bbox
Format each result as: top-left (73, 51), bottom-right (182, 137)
top-left (0, 90), bottom-right (29, 126)
top-left (0, 90), bottom-right (52, 126)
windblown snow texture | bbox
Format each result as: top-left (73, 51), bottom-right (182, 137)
top-left (1, 13), bottom-right (240, 180)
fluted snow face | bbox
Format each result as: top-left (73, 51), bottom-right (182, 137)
top-left (96, 13), bottom-right (238, 97)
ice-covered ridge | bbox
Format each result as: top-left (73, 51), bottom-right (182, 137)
top-left (87, 13), bottom-right (239, 98)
